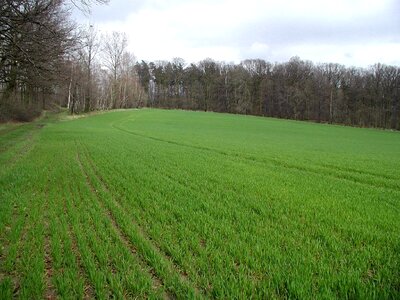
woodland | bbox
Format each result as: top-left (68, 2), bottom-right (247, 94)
top-left (1, 0), bottom-right (399, 129)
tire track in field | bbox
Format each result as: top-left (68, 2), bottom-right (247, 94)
top-left (78, 142), bottom-right (191, 267)
top-left (318, 162), bottom-right (399, 181)
top-left (111, 122), bottom-right (400, 193)
top-left (79, 141), bottom-right (208, 265)
top-left (75, 151), bottom-right (173, 300)
top-left (66, 182), bottom-right (113, 299)
top-left (43, 183), bottom-right (57, 300)
top-left (74, 155), bottom-right (167, 298)
top-left (0, 200), bottom-right (21, 269)
top-left (0, 126), bottom-right (25, 153)
top-left (80, 136), bottom-right (352, 297)
top-left (0, 188), bottom-right (34, 298)
top-left (4, 193), bottom-right (37, 298)
top-left (0, 218), bottom-right (28, 298)
top-left (0, 122), bottom-right (43, 156)
top-left (0, 124), bottom-right (21, 136)
top-left (77, 144), bottom-right (202, 299)
top-left (0, 129), bottom-right (37, 176)
top-left (78, 140), bottom-right (271, 294)
top-left (63, 198), bottom-right (95, 300)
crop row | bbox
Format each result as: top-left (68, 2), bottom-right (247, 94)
top-left (1, 109), bottom-right (399, 299)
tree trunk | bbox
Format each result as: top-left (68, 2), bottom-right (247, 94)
top-left (329, 88), bottom-right (333, 123)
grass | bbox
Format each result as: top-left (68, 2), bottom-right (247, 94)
top-left (0, 108), bottom-right (399, 299)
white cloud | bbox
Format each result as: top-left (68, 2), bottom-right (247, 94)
top-left (82, 0), bottom-right (400, 66)
top-left (277, 42), bottom-right (400, 67)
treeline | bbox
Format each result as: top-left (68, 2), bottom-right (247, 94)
top-left (135, 58), bottom-right (400, 130)
top-left (66, 29), bottom-right (145, 115)
top-left (1, 1), bottom-right (399, 130)
top-left (0, 0), bottom-right (144, 121)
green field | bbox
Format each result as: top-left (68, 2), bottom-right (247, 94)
top-left (0, 109), bottom-right (399, 299)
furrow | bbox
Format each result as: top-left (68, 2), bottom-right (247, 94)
top-left (79, 141), bottom-right (210, 287)
top-left (77, 145), bottom-right (201, 298)
top-left (111, 123), bottom-right (400, 192)
top-left (0, 125), bottom-right (27, 153)
top-left (79, 144), bottom-right (184, 269)
top-left (66, 182), bottom-right (112, 299)
top-left (76, 150), bottom-right (172, 299)
top-left (43, 232), bottom-right (56, 300)
top-left (0, 130), bottom-right (36, 173)
top-left (0, 220), bottom-right (28, 298)
top-left (0, 125), bottom-right (20, 136)
top-left (43, 189), bottom-right (57, 300)
top-left (318, 162), bottom-right (400, 181)
top-left (8, 212), bottom-right (30, 298)
top-left (65, 213), bottom-right (95, 300)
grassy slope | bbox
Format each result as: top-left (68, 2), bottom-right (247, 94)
top-left (0, 109), bottom-right (399, 299)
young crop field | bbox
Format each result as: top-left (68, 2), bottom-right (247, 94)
top-left (0, 109), bottom-right (399, 299)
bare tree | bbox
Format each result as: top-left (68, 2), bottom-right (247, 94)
top-left (134, 57), bottom-right (399, 130)
top-left (70, 0), bottom-right (110, 14)
top-left (102, 31), bottom-right (127, 108)
top-left (0, 0), bottom-right (77, 120)
top-left (102, 31), bottom-right (127, 82)
top-left (80, 24), bottom-right (100, 112)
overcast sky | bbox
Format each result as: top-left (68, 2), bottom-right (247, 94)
top-left (75, 0), bottom-right (400, 67)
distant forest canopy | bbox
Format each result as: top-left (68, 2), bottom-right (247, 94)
top-left (136, 58), bottom-right (400, 130)
top-left (0, 1), bottom-right (399, 129)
